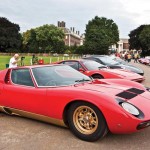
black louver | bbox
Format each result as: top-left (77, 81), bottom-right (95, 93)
top-left (116, 88), bottom-right (145, 99)
top-left (126, 88), bottom-right (144, 94)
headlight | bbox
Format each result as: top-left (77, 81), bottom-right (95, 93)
top-left (121, 102), bottom-right (140, 116)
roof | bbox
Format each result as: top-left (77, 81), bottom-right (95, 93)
top-left (7, 64), bottom-right (63, 70)
top-left (120, 38), bottom-right (129, 43)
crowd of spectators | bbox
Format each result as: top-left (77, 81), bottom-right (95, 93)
top-left (114, 50), bottom-right (141, 63)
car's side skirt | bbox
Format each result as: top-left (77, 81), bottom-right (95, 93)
top-left (0, 106), bottom-right (67, 127)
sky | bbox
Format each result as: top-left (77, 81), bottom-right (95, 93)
top-left (0, 0), bottom-right (150, 38)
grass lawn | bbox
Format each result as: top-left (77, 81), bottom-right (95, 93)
top-left (0, 55), bottom-right (79, 70)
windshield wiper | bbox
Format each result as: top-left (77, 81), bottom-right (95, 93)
top-left (98, 66), bottom-right (107, 69)
top-left (75, 79), bottom-right (91, 83)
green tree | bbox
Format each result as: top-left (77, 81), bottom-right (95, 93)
top-left (139, 25), bottom-right (150, 50)
top-left (22, 29), bottom-right (39, 53)
top-left (75, 45), bottom-right (86, 55)
top-left (22, 24), bottom-right (65, 53)
top-left (129, 25), bottom-right (150, 56)
top-left (128, 25), bottom-right (145, 50)
top-left (84, 16), bottom-right (119, 54)
top-left (0, 17), bottom-right (21, 52)
top-left (35, 24), bottom-right (65, 53)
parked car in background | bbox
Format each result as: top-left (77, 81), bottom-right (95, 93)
top-left (56, 59), bottom-right (144, 82)
top-left (0, 65), bottom-right (150, 141)
top-left (64, 54), bottom-right (69, 57)
top-left (138, 57), bottom-right (150, 65)
top-left (53, 53), bottom-right (59, 56)
top-left (83, 55), bottom-right (144, 76)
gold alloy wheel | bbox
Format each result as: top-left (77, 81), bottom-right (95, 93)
top-left (73, 105), bottom-right (98, 135)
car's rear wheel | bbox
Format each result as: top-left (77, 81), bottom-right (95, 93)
top-left (92, 74), bottom-right (104, 79)
top-left (68, 102), bottom-right (108, 142)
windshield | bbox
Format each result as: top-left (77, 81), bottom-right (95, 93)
top-left (97, 56), bottom-right (120, 65)
top-left (83, 61), bottom-right (106, 70)
top-left (32, 65), bottom-right (91, 87)
top-left (113, 57), bottom-right (127, 65)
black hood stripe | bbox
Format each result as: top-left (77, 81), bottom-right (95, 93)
top-left (126, 88), bottom-right (145, 94)
top-left (116, 88), bottom-right (145, 99)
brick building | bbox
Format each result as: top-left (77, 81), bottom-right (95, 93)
top-left (57, 21), bottom-right (83, 46)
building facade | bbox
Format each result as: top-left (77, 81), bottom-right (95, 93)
top-left (111, 38), bottom-right (129, 53)
top-left (57, 21), bottom-right (83, 46)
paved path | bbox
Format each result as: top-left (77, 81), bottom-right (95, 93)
top-left (0, 61), bottom-right (150, 150)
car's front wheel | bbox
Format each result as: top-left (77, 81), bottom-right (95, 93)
top-left (68, 102), bottom-right (108, 142)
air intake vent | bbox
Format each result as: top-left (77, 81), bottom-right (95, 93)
top-left (116, 88), bottom-right (145, 99)
top-left (5, 69), bottom-right (11, 84)
top-left (116, 91), bottom-right (137, 99)
top-left (127, 88), bottom-right (145, 94)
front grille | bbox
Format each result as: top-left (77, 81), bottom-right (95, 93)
top-left (137, 120), bottom-right (150, 130)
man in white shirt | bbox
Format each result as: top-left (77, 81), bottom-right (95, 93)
top-left (9, 54), bottom-right (20, 68)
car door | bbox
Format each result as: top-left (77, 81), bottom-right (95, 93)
top-left (1, 68), bottom-right (47, 115)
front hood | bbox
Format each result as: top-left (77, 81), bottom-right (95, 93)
top-left (74, 82), bottom-right (147, 101)
top-left (74, 82), bottom-right (131, 96)
top-left (102, 68), bottom-right (138, 77)
top-left (119, 64), bottom-right (143, 74)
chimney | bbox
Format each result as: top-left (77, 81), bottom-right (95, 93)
top-left (63, 21), bottom-right (66, 27)
top-left (59, 21), bottom-right (62, 27)
top-left (73, 27), bottom-right (75, 32)
top-left (60, 21), bottom-right (65, 27)
top-left (58, 21), bottom-right (60, 27)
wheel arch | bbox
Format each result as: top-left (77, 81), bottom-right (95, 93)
top-left (63, 99), bottom-right (108, 129)
top-left (91, 73), bottom-right (104, 79)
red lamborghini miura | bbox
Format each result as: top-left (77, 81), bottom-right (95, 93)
top-left (55, 59), bottom-right (144, 82)
top-left (0, 64), bottom-right (150, 142)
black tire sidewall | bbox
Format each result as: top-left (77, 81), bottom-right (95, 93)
top-left (68, 101), bottom-right (107, 142)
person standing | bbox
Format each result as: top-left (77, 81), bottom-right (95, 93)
top-left (127, 53), bottom-right (132, 63)
top-left (20, 56), bottom-right (25, 66)
top-left (9, 54), bottom-right (20, 68)
top-left (31, 54), bottom-right (38, 65)
top-left (134, 52), bottom-right (138, 63)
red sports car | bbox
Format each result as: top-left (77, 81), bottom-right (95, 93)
top-left (56, 59), bottom-right (144, 82)
top-left (138, 58), bottom-right (150, 65)
top-left (0, 65), bottom-right (150, 142)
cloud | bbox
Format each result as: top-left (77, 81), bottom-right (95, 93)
top-left (0, 0), bottom-right (149, 38)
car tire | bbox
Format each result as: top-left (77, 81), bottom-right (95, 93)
top-left (68, 101), bottom-right (108, 142)
top-left (92, 74), bottom-right (104, 79)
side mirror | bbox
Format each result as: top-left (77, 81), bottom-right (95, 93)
top-left (79, 68), bottom-right (85, 72)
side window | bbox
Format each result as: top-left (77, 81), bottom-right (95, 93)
top-left (11, 69), bottom-right (34, 87)
top-left (62, 61), bottom-right (79, 70)
top-left (79, 64), bottom-right (84, 70)
top-left (94, 58), bottom-right (99, 62)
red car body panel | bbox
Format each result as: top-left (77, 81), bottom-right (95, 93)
top-left (0, 65), bottom-right (150, 135)
top-left (56, 60), bottom-right (144, 82)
